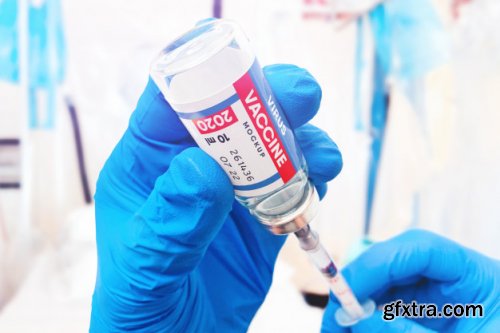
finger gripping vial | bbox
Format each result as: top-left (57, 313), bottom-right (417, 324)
top-left (151, 19), bottom-right (319, 234)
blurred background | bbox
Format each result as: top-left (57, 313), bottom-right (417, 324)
top-left (0, 0), bottom-right (499, 331)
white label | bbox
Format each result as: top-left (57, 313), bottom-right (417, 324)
top-left (173, 61), bottom-right (301, 198)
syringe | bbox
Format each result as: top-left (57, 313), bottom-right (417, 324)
top-left (295, 225), bottom-right (375, 326)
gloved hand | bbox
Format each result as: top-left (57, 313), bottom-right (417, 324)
top-left (322, 229), bottom-right (500, 332)
top-left (89, 64), bottom-right (343, 332)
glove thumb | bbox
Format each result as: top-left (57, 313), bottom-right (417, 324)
top-left (91, 147), bottom-right (233, 331)
top-left (123, 147), bottom-right (234, 291)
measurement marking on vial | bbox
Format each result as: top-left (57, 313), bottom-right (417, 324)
top-left (205, 137), bottom-right (216, 146)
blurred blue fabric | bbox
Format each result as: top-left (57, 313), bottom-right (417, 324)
top-left (369, 0), bottom-right (449, 80)
top-left (0, 0), bottom-right (65, 85)
top-left (0, 0), bottom-right (65, 128)
top-left (0, 0), bottom-right (19, 82)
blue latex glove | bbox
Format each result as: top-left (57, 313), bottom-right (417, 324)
top-left (322, 229), bottom-right (500, 332)
top-left (90, 64), bottom-right (343, 332)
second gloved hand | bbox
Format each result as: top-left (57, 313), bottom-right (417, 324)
top-left (322, 229), bottom-right (500, 333)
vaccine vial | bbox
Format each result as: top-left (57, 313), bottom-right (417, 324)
top-left (150, 19), bottom-right (319, 234)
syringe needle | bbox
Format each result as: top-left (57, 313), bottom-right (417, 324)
top-left (295, 225), bottom-right (375, 326)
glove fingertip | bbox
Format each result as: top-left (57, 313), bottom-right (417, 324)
top-left (315, 183), bottom-right (328, 200)
top-left (263, 64), bottom-right (322, 129)
top-left (296, 125), bottom-right (343, 183)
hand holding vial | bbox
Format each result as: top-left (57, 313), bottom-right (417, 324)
top-left (90, 19), bottom-right (344, 332)
top-left (151, 19), bottom-right (374, 326)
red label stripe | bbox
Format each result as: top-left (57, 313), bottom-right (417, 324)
top-left (233, 72), bottom-right (296, 183)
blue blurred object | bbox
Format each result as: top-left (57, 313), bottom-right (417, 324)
top-left (89, 65), bottom-right (343, 332)
top-left (28, 0), bottom-right (66, 129)
top-left (321, 229), bottom-right (500, 332)
top-left (0, 0), bottom-right (66, 129)
top-left (363, 46), bottom-right (388, 236)
top-left (28, 0), bottom-right (66, 87)
top-left (361, 0), bottom-right (449, 235)
top-left (369, 0), bottom-right (449, 80)
top-left (0, 0), bottom-right (19, 83)
top-left (353, 18), bottom-right (365, 131)
top-left (359, 4), bottom-right (390, 236)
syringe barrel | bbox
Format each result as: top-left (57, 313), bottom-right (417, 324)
top-left (151, 19), bottom-right (319, 234)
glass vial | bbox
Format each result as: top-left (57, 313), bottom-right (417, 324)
top-left (150, 19), bottom-right (319, 234)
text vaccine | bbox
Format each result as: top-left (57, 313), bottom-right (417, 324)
top-left (150, 19), bottom-right (319, 234)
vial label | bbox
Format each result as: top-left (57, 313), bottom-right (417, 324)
top-left (173, 61), bottom-right (301, 197)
